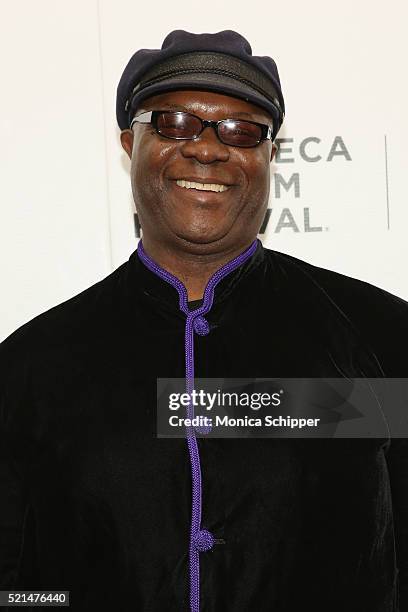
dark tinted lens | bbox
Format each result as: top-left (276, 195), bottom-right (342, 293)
top-left (156, 112), bottom-right (202, 139)
top-left (218, 120), bottom-right (262, 147)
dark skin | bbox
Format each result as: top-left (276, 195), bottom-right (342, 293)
top-left (120, 89), bottom-right (277, 300)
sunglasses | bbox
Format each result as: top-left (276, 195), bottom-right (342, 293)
top-left (130, 110), bottom-right (273, 148)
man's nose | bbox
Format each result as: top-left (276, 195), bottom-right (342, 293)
top-left (179, 125), bottom-right (230, 163)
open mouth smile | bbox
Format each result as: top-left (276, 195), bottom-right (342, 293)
top-left (173, 179), bottom-right (232, 193)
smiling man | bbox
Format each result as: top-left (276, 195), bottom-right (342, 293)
top-left (120, 87), bottom-right (278, 301)
top-left (1, 29), bottom-right (408, 612)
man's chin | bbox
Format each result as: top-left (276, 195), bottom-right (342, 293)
top-left (163, 211), bottom-right (235, 246)
top-left (170, 225), bottom-right (233, 248)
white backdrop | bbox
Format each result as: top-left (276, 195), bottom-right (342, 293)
top-left (1, 0), bottom-right (407, 341)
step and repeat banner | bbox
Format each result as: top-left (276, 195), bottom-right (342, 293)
top-left (1, 0), bottom-right (407, 340)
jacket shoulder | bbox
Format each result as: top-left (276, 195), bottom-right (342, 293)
top-left (266, 248), bottom-right (408, 374)
top-left (268, 248), bottom-right (408, 312)
top-left (0, 259), bottom-right (129, 361)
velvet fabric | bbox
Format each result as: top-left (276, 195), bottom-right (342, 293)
top-left (1, 239), bottom-right (407, 611)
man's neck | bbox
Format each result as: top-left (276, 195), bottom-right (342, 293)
top-left (140, 237), bottom-right (256, 301)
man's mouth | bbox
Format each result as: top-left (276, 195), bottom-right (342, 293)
top-left (175, 179), bottom-right (230, 193)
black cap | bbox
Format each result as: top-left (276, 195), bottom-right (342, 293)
top-left (116, 30), bottom-right (285, 142)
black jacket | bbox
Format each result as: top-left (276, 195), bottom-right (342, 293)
top-left (1, 239), bottom-right (407, 611)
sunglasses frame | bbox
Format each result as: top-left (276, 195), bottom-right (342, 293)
top-left (130, 110), bottom-right (273, 148)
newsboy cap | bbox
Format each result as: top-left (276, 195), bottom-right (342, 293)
top-left (116, 30), bottom-right (285, 142)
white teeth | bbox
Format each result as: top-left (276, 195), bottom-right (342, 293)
top-left (176, 179), bottom-right (229, 192)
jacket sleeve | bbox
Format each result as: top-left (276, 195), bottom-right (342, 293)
top-left (386, 438), bottom-right (408, 609)
top-left (370, 288), bottom-right (408, 609)
top-left (0, 334), bottom-right (30, 589)
top-left (321, 273), bottom-right (408, 609)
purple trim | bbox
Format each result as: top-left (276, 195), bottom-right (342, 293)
top-left (137, 238), bottom-right (259, 612)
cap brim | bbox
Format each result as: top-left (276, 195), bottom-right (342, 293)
top-left (129, 72), bottom-right (280, 137)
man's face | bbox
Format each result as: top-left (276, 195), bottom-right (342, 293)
top-left (120, 89), bottom-right (277, 253)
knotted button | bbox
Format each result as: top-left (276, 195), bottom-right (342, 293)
top-left (193, 315), bottom-right (210, 336)
top-left (194, 529), bottom-right (215, 552)
top-left (194, 420), bottom-right (213, 435)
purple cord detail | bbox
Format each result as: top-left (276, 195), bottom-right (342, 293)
top-left (194, 422), bottom-right (212, 435)
top-left (193, 315), bottom-right (210, 336)
top-left (194, 529), bottom-right (215, 552)
top-left (137, 238), bottom-right (259, 612)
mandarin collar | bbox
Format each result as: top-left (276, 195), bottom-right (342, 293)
top-left (127, 238), bottom-right (265, 315)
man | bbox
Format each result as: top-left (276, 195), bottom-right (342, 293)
top-left (0, 29), bottom-right (407, 612)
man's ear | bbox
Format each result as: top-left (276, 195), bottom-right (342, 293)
top-left (120, 129), bottom-right (134, 159)
top-left (270, 142), bottom-right (278, 162)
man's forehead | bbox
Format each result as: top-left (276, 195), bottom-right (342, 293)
top-left (137, 89), bottom-right (274, 123)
